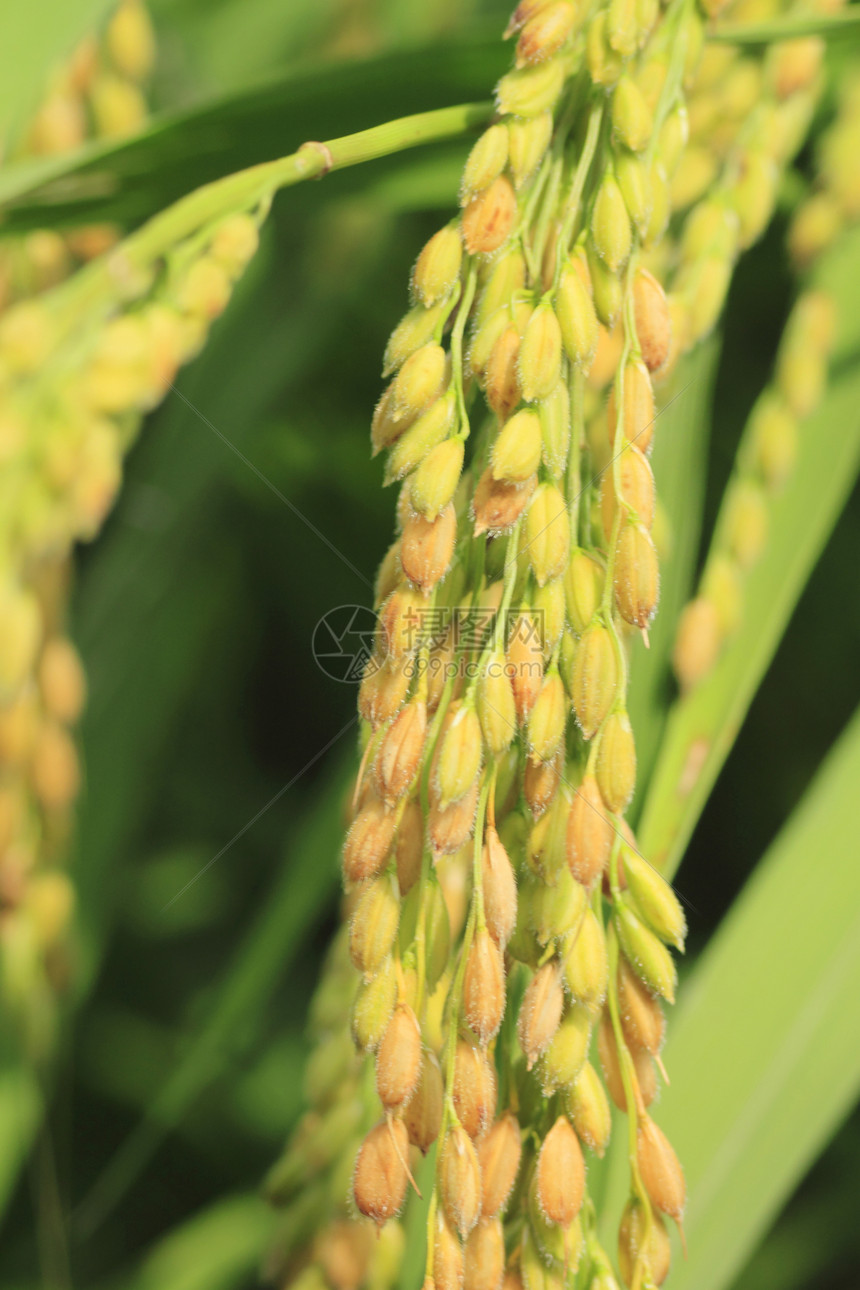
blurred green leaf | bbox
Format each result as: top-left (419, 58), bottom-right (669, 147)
top-left (73, 223), bottom-right (358, 969)
top-left (124, 846), bottom-right (234, 937)
top-left (79, 1004), bottom-right (305, 1145)
top-left (0, 38), bottom-right (505, 232)
top-left (734, 1172), bottom-right (859, 1290)
top-left (74, 753), bottom-right (349, 1236)
top-left (67, 215), bottom-right (398, 1257)
top-left (147, 0), bottom-right (337, 93)
top-left (66, 206), bottom-right (395, 1228)
top-left (148, 0), bottom-right (489, 94)
top-left (80, 1007), bottom-right (178, 1112)
top-left (0, 1063), bottom-right (41, 1217)
top-left (124, 1192), bottom-right (275, 1290)
top-left (711, 8), bottom-right (860, 44)
top-left (635, 705), bottom-right (860, 1290)
top-left (361, 143), bottom-right (466, 211)
top-left (0, 0), bottom-right (115, 143)
top-left (628, 336), bottom-right (721, 805)
top-left (638, 226), bottom-right (860, 877)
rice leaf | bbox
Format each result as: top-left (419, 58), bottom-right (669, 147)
top-left (0, 0), bottom-right (115, 143)
top-left (638, 226), bottom-right (860, 877)
top-left (0, 38), bottom-right (505, 230)
top-left (639, 706), bottom-right (860, 1290)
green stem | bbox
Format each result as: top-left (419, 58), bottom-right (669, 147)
top-left (607, 914), bottom-right (654, 1290)
top-left (472, 770), bottom-right (493, 932)
top-left (646, 0), bottom-right (694, 172)
top-left (607, 904), bottom-right (649, 1175)
top-left (556, 101), bottom-right (604, 281)
top-left (425, 1191), bottom-right (438, 1279)
top-left (440, 906), bottom-right (477, 1124)
top-left (495, 520), bottom-right (522, 654)
top-left (600, 255), bottom-right (638, 625)
top-left (527, 151), bottom-right (564, 286)
top-left (452, 263), bottom-right (479, 437)
top-left (438, 774), bottom-right (494, 1129)
top-left (568, 363), bottom-right (585, 545)
top-left (528, 86), bottom-right (580, 284)
top-left (413, 675), bottom-right (454, 1024)
top-left (518, 151), bottom-right (555, 258)
top-left (45, 101), bottom-right (493, 333)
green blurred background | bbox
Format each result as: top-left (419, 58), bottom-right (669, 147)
top-left (1, 0), bottom-right (859, 1286)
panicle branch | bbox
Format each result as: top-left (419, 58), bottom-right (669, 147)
top-left (263, 0), bottom-right (849, 1283)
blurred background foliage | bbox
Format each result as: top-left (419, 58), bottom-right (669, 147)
top-left (0, 0), bottom-right (859, 1287)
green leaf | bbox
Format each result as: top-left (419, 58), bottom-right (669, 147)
top-left (73, 215), bottom-right (380, 966)
top-left (638, 225), bottom-right (860, 877)
top-left (147, 0), bottom-right (486, 91)
top-left (0, 37), bottom-right (506, 232)
top-left (733, 1177), bottom-right (859, 1290)
top-left (643, 705), bottom-right (860, 1290)
top-left (628, 335), bottom-right (721, 807)
top-left (74, 753), bottom-right (349, 1237)
top-left (147, 0), bottom-right (337, 92)
top-left (65, 203), bottom-right (400, 1232)
top-left (0, 1062), bottom-right (41, 1217)
top-left (0, 0), bottom-right (115, 144)
top-left (80, 1002), bottom-right (307, 1143)
top-left (360, 143), bottom-right (466, 212)
top-left (126, 1192), bottom-right (275, 1290)
top-left (709, 8), bottom-right (860, 45)
top-left (73, 245), bottom-right (291, 971)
